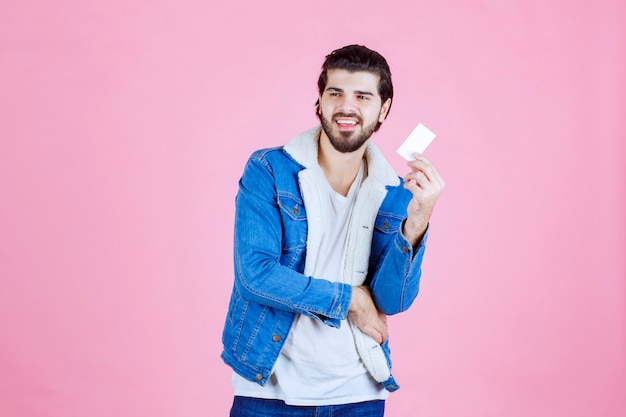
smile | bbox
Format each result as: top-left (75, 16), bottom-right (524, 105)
top-left (335, 118), bottom-right (358, 126)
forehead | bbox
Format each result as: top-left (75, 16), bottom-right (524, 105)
top-left (324, 69), bottom-right (380, 95)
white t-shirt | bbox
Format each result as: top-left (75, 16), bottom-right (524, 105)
top-left (233, 163), bottom-right (388, 405)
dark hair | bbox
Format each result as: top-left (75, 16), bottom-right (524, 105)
top-left (316, 44), bottom-right (394, 128)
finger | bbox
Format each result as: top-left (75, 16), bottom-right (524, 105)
top-left (409, 167), bottom-right (444, 194)
top-left (380, 323), bottom-right (388, 344)
top-left (420, 162), bottom-right (444, 187)
top-left (407, 155), bottom-right (442, 179)
top-left (407, 162), bottom-right (436, 184)
top-left (425, 165), bottom-right (445, 188)
top-left (371, 332), bottom-right (382, 345)
top-left (379, 312), bottom-right (387, 323)
top-left (403, 179), bottom-right (427, 200)
top-left (376, 311), bottom-right (388, 343)
top-left (367, 325), bottom-right (382, 345)
top-left (405, 171), bottom-right (432, 192)
top-left (407, 153), bottom-right (432, 169)
top-left (415, 170), bottom-right (430, 186)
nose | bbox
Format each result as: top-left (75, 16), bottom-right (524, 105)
top-left (337, 95), bottom-right (357, 114)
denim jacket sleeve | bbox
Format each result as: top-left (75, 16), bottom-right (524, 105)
top-left (367, 187), bottom-right (429, 315)
top-left (233, 152), bottom-right (352, 327)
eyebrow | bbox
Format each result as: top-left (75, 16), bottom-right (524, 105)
top-left (326, 87), bottom-right (375, 96)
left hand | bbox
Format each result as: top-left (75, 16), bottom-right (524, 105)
top-left (348, 286), bottom-right (388, 344)
top-left (402, 153), bottom-right (445, 246)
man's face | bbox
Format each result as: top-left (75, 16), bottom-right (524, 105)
top-left (318, 69), bottom-right (391, 153)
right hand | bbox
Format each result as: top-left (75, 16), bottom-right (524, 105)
top-left (348, 285), bottom-right (388, 344)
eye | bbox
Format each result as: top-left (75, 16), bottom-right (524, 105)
top-left (357, 94), bottom-right (370, 100)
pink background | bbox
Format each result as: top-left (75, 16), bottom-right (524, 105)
top-left (1, 1), bottom-right (624, 416)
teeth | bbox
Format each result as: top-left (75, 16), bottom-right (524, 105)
top-left (337, 120), bottom-right (357, 125)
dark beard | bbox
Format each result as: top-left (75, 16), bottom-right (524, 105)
top-left (320, 112), bottom-right (378, 153)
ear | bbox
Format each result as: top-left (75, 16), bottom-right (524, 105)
top-left (378, 98), bottom-right (392, 123)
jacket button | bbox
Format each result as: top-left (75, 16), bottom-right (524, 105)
top-left (293, 205), bottom-right (299, 215)
top-left (272, 334), bottom-right (281, 342)
top-left (403, 246), bottom-right (409, 253)
top-left (255, 374), bottom-right (263, 381)
top-left (383, 220), bottom-right (389, 229)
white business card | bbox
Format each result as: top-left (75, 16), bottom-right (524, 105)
top-left (396, 123), bottom-right (436, 160)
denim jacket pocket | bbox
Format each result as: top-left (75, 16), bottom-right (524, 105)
top-left (374, 212), bottom-right (403, 235)
top-left (277, 192), bottom-right (307, 269)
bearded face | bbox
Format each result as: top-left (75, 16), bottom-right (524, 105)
top-left (317, 69), bottom-right (389, 154)
top-left (319, 111), bottom-right (379, 153)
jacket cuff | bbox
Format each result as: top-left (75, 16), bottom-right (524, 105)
top-left (304, 282), bottom-right (351, 328)
top-left (397, 221), bottom-right (429, 260)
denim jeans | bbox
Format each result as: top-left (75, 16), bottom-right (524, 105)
top-left (229, 397), bottom-right (385, 417)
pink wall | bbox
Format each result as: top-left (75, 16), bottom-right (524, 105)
top-left (1, 1), bottom-right (624, 416)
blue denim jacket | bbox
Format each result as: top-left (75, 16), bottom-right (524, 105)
top-left (221, 127), bottom-right (428, 392)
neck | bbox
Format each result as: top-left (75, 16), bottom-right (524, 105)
top-left (318, 132), bottom-right (367, 196)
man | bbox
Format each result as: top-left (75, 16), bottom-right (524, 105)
top-left (221, 44), bottom-right (445, 417)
